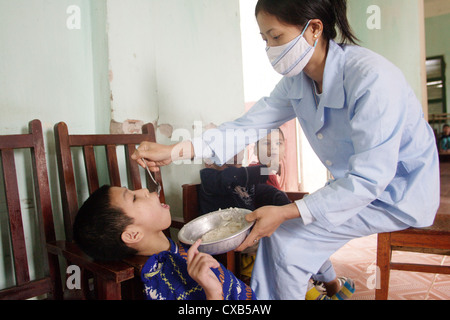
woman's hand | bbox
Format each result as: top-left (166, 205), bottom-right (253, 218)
top-left (131, 140), bottom-right (194, 172)
top-left (187, 239), bottom-right (223, 300)
top-left (235, 203), bottom-right (301, 252)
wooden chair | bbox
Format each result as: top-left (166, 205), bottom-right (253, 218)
top-left (0, 120), bottom-right (62, 300)
top-left (48, 121), bottom-right (182, 300)
top-left (375, 159), bottom-right (450, 300)
top-left (182, 183), bottom-right (308, 276)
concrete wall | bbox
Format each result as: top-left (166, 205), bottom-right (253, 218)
top-left (348, 0), bottom-right (428, 111)
top-left (425, 13), bottom-right (450, 113)
top-left (0, 0), bottom-right (244, 289)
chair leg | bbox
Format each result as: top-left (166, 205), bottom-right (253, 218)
top-left (47, 254), bottom-right (63, 300)
top-left (375, 233), bottom-right (392, 300)
top-left (96, 277), bottom-right (122, 300)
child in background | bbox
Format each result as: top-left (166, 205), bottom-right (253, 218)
top-left (252, 129), bottom-right (286, 190)
top-left (73, 185), bottom-right (255, 300)
top-left (439, 124), bottom-right (450, 153)
top-left (199, 149), bottom-right (291, 215)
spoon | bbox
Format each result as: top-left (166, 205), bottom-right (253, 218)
top-left (141, 158), bottom-right (161, 196)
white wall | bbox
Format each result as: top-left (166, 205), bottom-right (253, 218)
top-left (0, 0), bottom-right (102, 132)
top-left (105, 0), bottom-right (245, 215)
top-left (107, 0), bottom-right (245, 126)
top-left (0, 0), bottom-right (110, 289)
top-left (106, 0), bottom-right (158, 124)
top-left (348, 0), bottom-right (428, 111)
top-left (239, 0), bottom-right (281, 102)
top-left (0, 1), bottom-right (246, 289)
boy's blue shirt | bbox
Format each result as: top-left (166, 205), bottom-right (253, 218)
top-left (141, 238), bottom-right (256, 300)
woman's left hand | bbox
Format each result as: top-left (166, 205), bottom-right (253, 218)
top-left (235, 203), bottom-right (301, 252)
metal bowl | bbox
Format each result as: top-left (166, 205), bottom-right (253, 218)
top-left (178, 208), bottom-right (254, 255)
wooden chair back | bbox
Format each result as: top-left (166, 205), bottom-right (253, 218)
top-left (0, 120), bottom-right (62, 300)
top-left (54, 121), bottom-right (165, 242)
top-left (51, 121), bottom-right (168, 299)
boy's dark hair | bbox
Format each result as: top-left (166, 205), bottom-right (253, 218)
top-left (73, 185), bottom-right (138, 261)
top-left (255, 0), bottom-right (359, 45)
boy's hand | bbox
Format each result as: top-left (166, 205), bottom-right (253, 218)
top-left (187, 239), bottom-right (223, 300)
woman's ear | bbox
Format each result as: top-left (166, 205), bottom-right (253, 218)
top-left (310, 19), bottom-right (323, 33)
top-left (308, 19), bottom-right (324, 42)
top-left (121, 227), bottom-right (144, 245)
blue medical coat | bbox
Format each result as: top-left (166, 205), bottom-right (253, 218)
top-left (193, 40), bottom-right (439, 233)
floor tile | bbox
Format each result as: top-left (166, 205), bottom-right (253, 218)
top-left (330, 235), bottom-right (450, 300)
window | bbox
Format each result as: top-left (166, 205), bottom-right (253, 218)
top-left (427, 56), bottom-right (448, 137)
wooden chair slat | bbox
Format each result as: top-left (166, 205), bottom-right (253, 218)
top-left (0, 134), bottom-right (34, 149)
top-left (125, 144), bottom-right (142, 190)
top-left (0, 120), bottom-right (62, 300)
top-left (1, 148), bottom-right (30, 285)
top-left (83, 145), bottom-right (99, 194)
top-left (106, 145), bottom-right (121, 187)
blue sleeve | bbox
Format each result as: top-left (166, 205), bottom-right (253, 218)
top-left (192, 79), bottom-right (297, 165)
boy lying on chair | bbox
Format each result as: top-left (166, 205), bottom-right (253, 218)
top-left (73, 185), bottom-right (256, 300)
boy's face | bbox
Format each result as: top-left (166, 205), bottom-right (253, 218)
top-left (109, 187), bottom-right (172, 234)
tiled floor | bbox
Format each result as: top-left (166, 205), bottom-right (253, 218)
top-left (330, 234), bottom-right (450, 300)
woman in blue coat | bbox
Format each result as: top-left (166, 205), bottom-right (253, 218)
top-left (133, 0), bottom-right (440, 300)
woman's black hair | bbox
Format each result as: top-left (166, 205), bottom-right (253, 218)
top-left (73, 185), bottom-right (138, 261)
top-left (255, 0), bottom-right (359, 45)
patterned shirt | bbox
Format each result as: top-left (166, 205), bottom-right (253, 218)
top-left (141, 239), bottom-right (256, 300)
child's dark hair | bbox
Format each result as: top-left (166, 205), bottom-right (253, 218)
top-left (73, 185), bottom-right (138, 261)
top-left (255, 0), bottom-right (359, 45)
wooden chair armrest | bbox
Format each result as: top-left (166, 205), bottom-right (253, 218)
top-left (286, 191), bottom-right (309, 202)
top-left (170, 216), bottom-right (185, 230)
top-left (46, 241), bottom-right (135, 283)
top-left (121, 255), bottom-right (150, 276)
top-left (439, 153), bottom-right (450, 162)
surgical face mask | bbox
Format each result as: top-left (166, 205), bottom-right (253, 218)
top-left (266, 20), bottom-right (318, 77)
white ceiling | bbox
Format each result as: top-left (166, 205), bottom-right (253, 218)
top-left (424, 0), bottom-right (450, 18)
